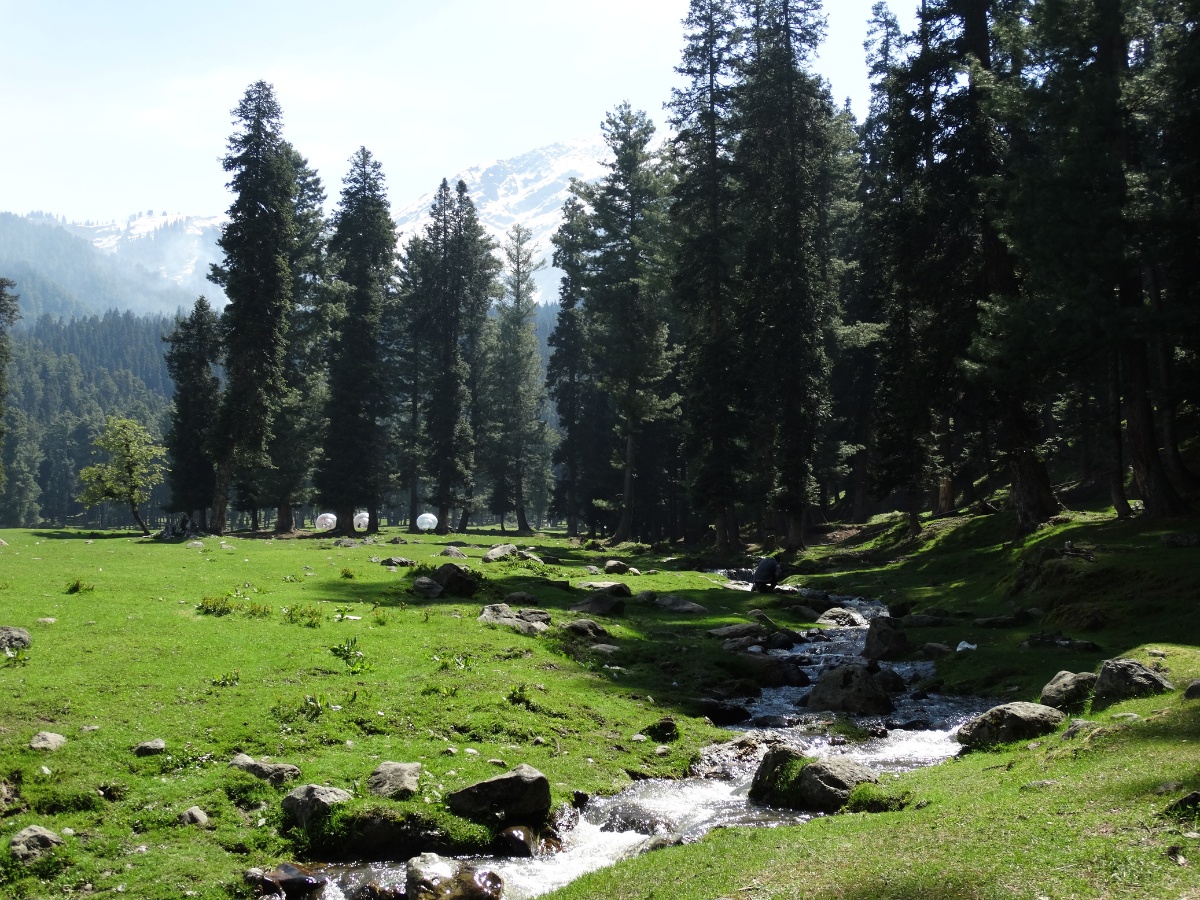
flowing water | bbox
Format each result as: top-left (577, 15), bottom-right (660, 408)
top-left (318, 599), bottom-right (992, 900)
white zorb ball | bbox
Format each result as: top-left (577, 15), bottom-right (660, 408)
top-left (315, 512), bottom-right (337, 530)
top-left (353, 512), bottom-right (369, 530)
top-left (416, 512), bottom-right (438, 532)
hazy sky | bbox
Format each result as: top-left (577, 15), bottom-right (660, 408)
top-left (0, 0), bottom-right (917, 223)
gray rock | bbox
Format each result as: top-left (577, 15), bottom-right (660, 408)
top-left (517, 551), bottom-right (543, 564)
top-left (798, 757), bottom-right (879, 812)
top-left (478, 604), bottom-right (550, 636)
top-left (874, 668), bottom-right (907, 693)
top-left (179, 806), bottom-right (209, 826)
top-left (584, 565), bottom-right (601, 575)
top-left (569, 594), bottom-right (626, 616)
top-left (781, 604), bottom-right (822, 621)
top-left (406, 853), bottom-right (504, 900)
top-left (504, 592), bottom-right (538, 606)
top-left (563, 619), bottom-right (610, 641)
top-left (1039, 671), bottom-right (1098, 711)
top-left (496, 824), bottom-right (538, 857)
top-left (0, 626), bottom-right (32, 652)
top-left (445, 764), bottom-right (552, 826)
top-left (922, 642), bottom-right (952, 659)
top-left (10, 825), bottom-right (64, 864)
top-left (707, 623), bottom-right (768, 641)
top-left (808, 664), bottom-right (893, 715)
top-left (633, 590), bottom-right (658, 603)
top-left (440, 546), bottom-right (469, 559)
top-left (1093, 658), bottom-right (1175, 709)
top-left (604, 559), bottom-right (630, 574)
top-left (29, 732), bottom-right (66, 751)
top-left (958, 702), bottom-right (1066, 749)
top-left (577, 581), bottom-right (632, 598)
top-left (413, 577), bottom-right (443, 598)
top-left (381, 557), bottom-right (416, 567)
top-left (388, 536), bottom-right (409, 544)
top-left (230, 753), bottom-right (301, 784)
top-left (1184, 680), bottom-right (1200, 700)
top-left (367, 762), bottom-right (421, 800)
top-left (134, 738), bottom-right (167, 756)
top-left (261, 862), bottom-right (328, 898)
top-left (482, 544), bottom-right (518, 563)
top-left (282, 784), bottom-right (353, 831)
top-left (1061, 718), bottom-right (1099, 740)
top-left (816, 608), bottom-right (867, 627)
top-left (589, 644), bottom-right (621, 655)
top-left (0, 781), bottom-right (17, 814)
top-left (862, 616), bottom-right (908, 661)
top-left (433, 563), bottom-right (478, 598)
top-left (334, 538), bottom-right (358, 548)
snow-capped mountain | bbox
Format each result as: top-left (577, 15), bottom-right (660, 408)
top-left (62, 213), bottom-right (227, 304)
top-left (393, 136), bottom-right (611, 302)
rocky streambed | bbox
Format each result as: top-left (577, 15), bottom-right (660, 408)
top-left (314, 596), bottom-right (996, 900)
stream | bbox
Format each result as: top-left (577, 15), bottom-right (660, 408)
top-left (316, 596), bottom-right (993, 899)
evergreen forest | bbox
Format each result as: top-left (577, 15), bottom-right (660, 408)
top-left (1, 0), bottom-right (1198, 544)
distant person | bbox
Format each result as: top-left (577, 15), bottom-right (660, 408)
top-left (752, 554), bottom-right (783, 594)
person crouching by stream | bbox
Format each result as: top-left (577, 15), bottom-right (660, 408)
top-left (752, 554), bottom-right (783, 593)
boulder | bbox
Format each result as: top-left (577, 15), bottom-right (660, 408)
top-left (29, 732), bottom-right (66, 752)
top-left (478, 604), bottom-right (549, 636)
top-left (440, 546), bottom-right (469, 559)
top-left (388, 536), bottom-right (409, 544)
top-left (695, 700), bottom-right (752, 725)
top-left (1184, 680), bottom-right (1200, 701)
top-left (599, 801), bottom-right (677, 835)
top-left (957, 702), bottom-right (1066, 749)
top-left (862, 616), bottom-right (908, 661)
top-left (504, 592), bottom-right (538, 606)
top-left (381, 557), bottom-right (416, 567)
top-left (634, 590), bottom-right (658, 603)
top-left (282, 784), bottom-right (353, 831)
top-left (413, 577), bottom-right (443, 599)
top-left (0, 626), bottom-right (32, 652)
top-left (445, 764), bottom-right (551, 826)
top-left (405, 853), bottom-right (503, 900)
top-left (797, 757), bottom-right (879, 812)
top-left (562, 619), bottom-right (610, 641)
top-left (1092, 658), bottom-right (1175, 709)
top-left (780, 604), bottom-right (822, 621)
top-left (179, 806), bottom-right (209, 826)
top-left (433, 563), bottom-right (478, 598)
top-left (0, 781), bottom-right (17, 814)
top-left (231, 753), bottom-right (302, 784)
top-left (642, 717), bottom-right (679, 743)
top-left (816, 608), bottom-right (867, 627)
top-left (495, 824), bottom-right (538, 857)
top-left (334, 538), bottom-right (358, 548)
top-left (261, 862), bottom-right (328, 898)
top-left (569, 594), bottom-right (626, 617)
top-left (134, 738), bottom-right (166, 756)
top-left (734, 653), bottom-right (811, 688)
top-left (367, 762), bottom-right (421, 800)
top-left (517, 551), bottom-right (543, 564)
top-left (1039, 671), bottom-right (1098, 711)
top-left (604, 560), bottom-right (630, 574)
top-left (874, 668), bottom-right (908, 694)
top-left (584, 565), bottom-right (601, 575)
top-left (707, 623), bottom-right (768, 641)
top-left (482, 544), bottom-right (518, 563)
top-left (9, 825), bottom-right (64, 864)
top-left (807, 664), bottom-right (893, 715)
top-left (578, 581), bottom-right (632, 598)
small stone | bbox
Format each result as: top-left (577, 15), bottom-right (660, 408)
top-left (10, 825), bottom-right (65, 863)
top-left (654, 746), bottom-right (670, 756)
top-left (631, 734), bottom-right (647, 743)
top-left (134, 738), bottom-right (167, 756)
top-left (464, 748), bottom-right (479, 756)
top-left (489, 759), bottom-right (507, 767)
top-left (30, 732), bottom-right (67, 751)
top-left (179, 806), bottom-right (209, 826)
top-left (443, 747), bottom-right (458, 756)
top-left (37, 617), bottom-right (56, 625)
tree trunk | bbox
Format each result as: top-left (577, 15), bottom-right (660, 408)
top-left (367, 506), bottom-right (380, 534)
top-left (1146, 262), bottom-right (1198, 492)
top-left (211, 457), bottom-right (231, 536)
top-left (610, 430), bottom-right (637, 545)
top-left (408, 475), bottom-right (420, 533)
top-left (515, 479), bottom-right (532, 536)
top-left (275, 501), bottom-right (294, 534)
top-left (1118, 272), bottom-right (1189, 517)
top-left (436, 503), bottom-right (451, 535)
top-left (129, 500), bottom-right (149, 536)
top-left (1004, 399), bottom-right (1061, 534)
top-left (785, 510), bottom-right (806, 552)
top-left (1106, 355), bottom-right (1134, 518)
top-left (333, 505), bottom-right (355, 537)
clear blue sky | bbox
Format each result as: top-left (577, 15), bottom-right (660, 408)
top-left (0, 0), bottom-right (916, 223)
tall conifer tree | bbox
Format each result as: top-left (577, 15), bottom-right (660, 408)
top-left (0, 277), bottom-right (20, 495)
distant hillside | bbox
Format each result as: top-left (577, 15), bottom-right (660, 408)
top-left (0, 213), bottom-right (200, 321)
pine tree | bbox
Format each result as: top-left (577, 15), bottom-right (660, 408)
top-left (206, 81), bottom-right (297, 534)
top-left (315, 147), bottom-right (397, 535)
top-left (484, 224), bottom-right (549, 534)
top-left (669, 0), bottom-right (747, 551)
top-left (734, 0), bottom-right (837, 549)
top-left (163, 297), bottom-right (221, 527)
top-left (547, 198), bottom-right (613, 537)
top-left (0, 277), bottom-right (20, 495)
top-left (573, 104), bottom-right (675, 545)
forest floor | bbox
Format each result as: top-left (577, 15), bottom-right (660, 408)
top-left (1, 503), bottom-right (1198, 899)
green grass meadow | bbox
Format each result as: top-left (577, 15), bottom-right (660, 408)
top-left (0, 511), bottom-right (1198, 899)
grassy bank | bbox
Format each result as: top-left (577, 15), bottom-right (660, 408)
top-left (1, 507), bottom-right (1198, 899)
